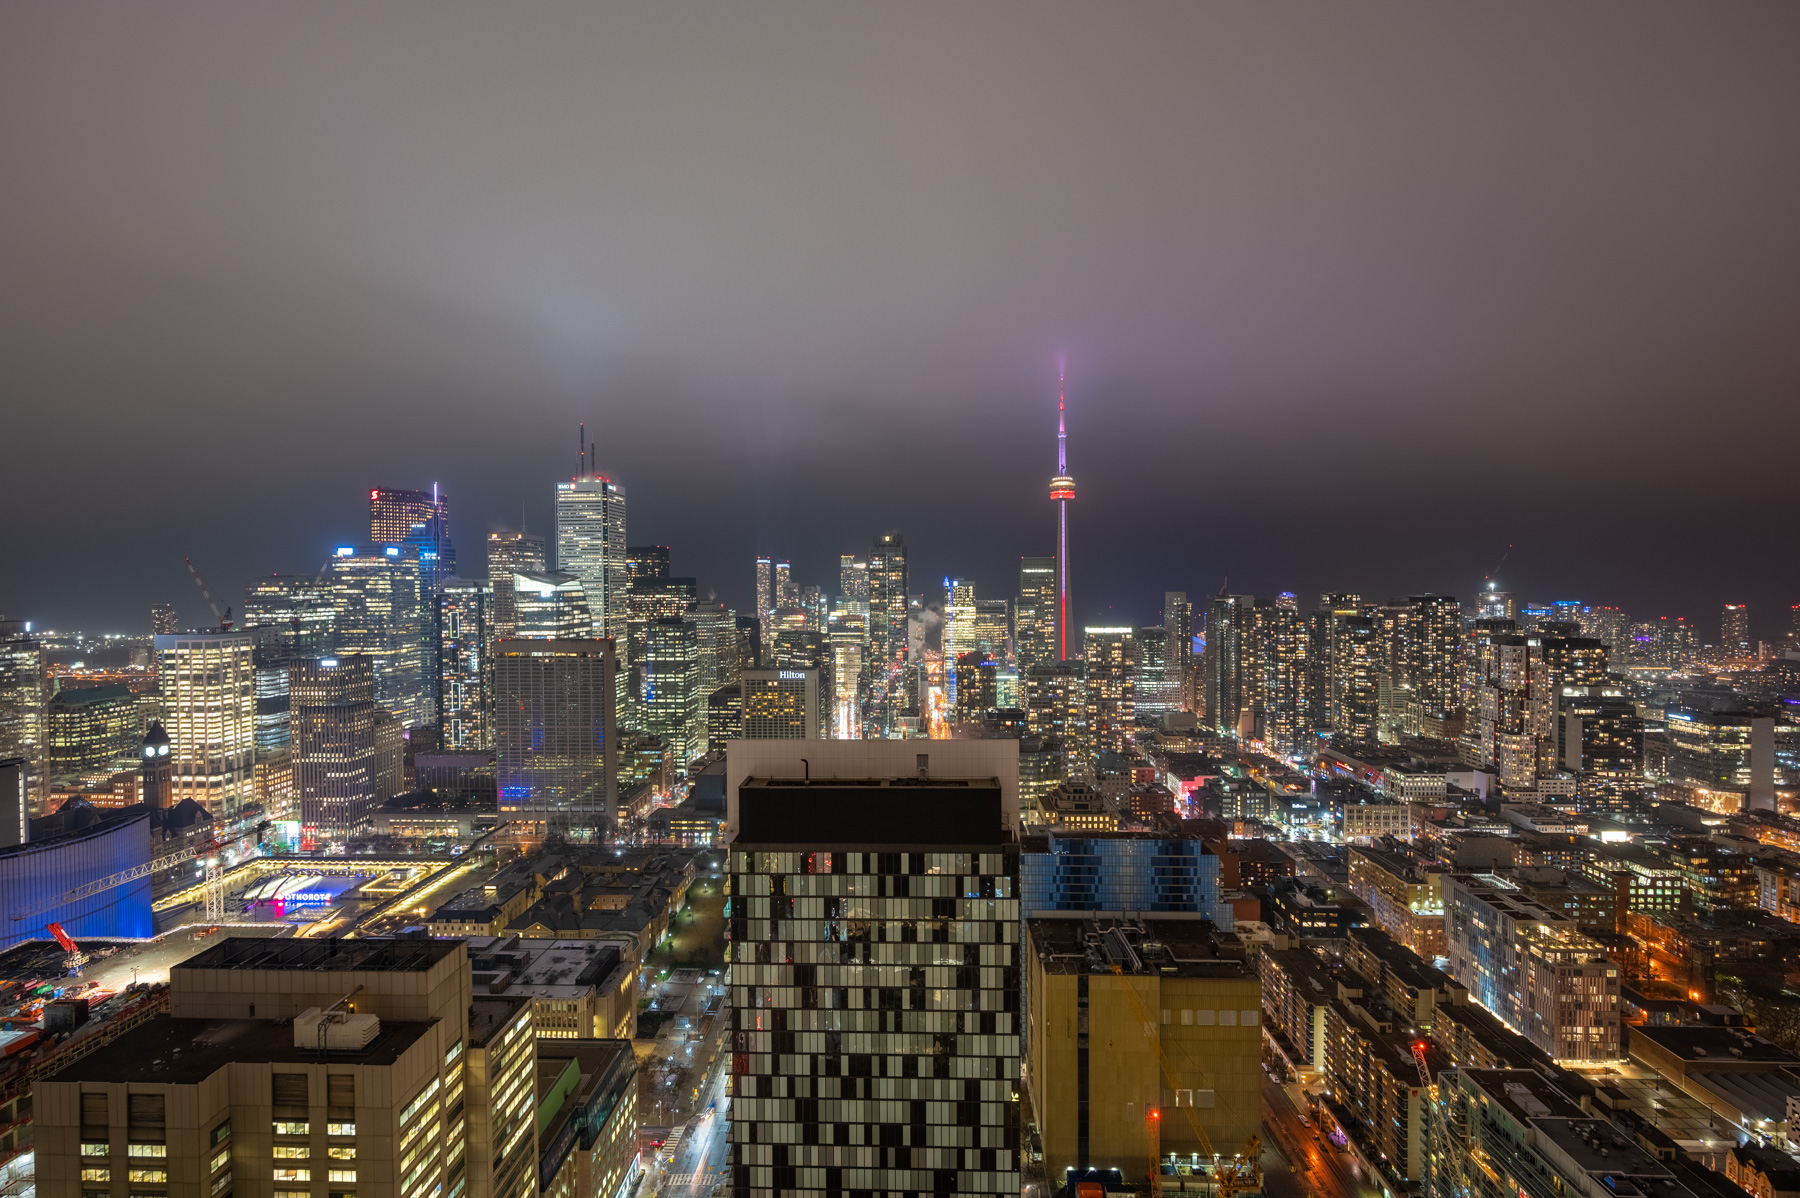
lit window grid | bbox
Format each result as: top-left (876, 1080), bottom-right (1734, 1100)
top-left (729, 848), bottom-right (1022, 1197)
top-left (156, 635), bottom-right (257, 818)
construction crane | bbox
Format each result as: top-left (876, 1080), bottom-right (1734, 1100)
top-left (183, 556), bottom-right (234, 631)
top-left (1411, 1040), bottom-right (1439, 1101)
top-left (47, 922), bottom-right (86, 975)
top-left (1111, 964), bottom-right (1262, 1198)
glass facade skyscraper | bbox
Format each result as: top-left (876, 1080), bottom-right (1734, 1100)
top-left (154, 630), bottom-right (257, 821)
top-left (493, 638), bottom-right (616, 834)
top-left (643, 616), bottom-right (701, 769)
top-left (486, 530), bottom-right (547, 639)
top-left (1015, 557), bottom-right (1056, 671)
top-left (290, 654), bottom-right (378, 838)
top-left (242, 574), bottom-right (335, 655)
top-left (326, 544), bottom-right (429, 727)
top-left (439, 577), bottom-right (492, 751)
top-left (555, 475), bottom-right (628, 644)
top-left (865, 533), bottom-right (908, 738)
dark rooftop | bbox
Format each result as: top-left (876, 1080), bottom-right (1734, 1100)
top-left (46, 1013), bottom-right (435, 1085)
top-left (1027, 917), bottom-right (1250, 979)
top-left (178, 936), bottom-right (461, 974)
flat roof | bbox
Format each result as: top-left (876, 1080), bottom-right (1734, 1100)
top-left (1631, 1024), bottom-right (1800, 1065)
top-left (178, 937), bottom-right (461, 974)
top-left (46, 1014), bottom-right (434, 1085)
top-left (1027, 917), bottom-right (1251, 980)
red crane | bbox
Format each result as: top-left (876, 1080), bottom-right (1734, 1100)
top-left (183, 557), bottom-right (234, 631)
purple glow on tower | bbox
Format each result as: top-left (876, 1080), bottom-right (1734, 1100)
top-left (1049, 370), bottom-right (1076, 662)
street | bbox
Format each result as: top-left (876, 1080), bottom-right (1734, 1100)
top-left (1262, 1075), bottom-right (1381, 1198)
top-left (649, 1062), bottom-right (731, 1197)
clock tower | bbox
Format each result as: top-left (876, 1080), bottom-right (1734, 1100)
top-left (141, 721), bottom-right (173, 810)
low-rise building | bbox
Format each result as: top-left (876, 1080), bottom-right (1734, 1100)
top-left (535, 1039), bottom-right (639, 1198)
top-left (465, 936), bottom-right (637, 1040)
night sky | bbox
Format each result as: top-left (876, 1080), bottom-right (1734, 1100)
top-left (3, 5), bottom-right (1798, 637)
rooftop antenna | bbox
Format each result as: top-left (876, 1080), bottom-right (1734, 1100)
top-left (579, 422), bottom-right (586, 477)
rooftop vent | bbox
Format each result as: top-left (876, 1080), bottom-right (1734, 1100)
top-left (293, 1007), bottom-right (380, 1051)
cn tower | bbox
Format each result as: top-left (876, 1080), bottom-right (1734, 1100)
top-left (1049, 371), bottom-right (1076, 661)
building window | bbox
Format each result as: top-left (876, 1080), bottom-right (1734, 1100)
top-left (273, 1146), bottom-right (310, 1159)
top-left (272, 1122), bottom-right (310, 1136)
top-left (81, 1168), bottom-right (110, 1182)
top-left (128, 1144), bottom-right (168, 1158)
top-left (273, 1168), bottom-right (311, 1182)
top-left (127, 1169), bottom-right (169, 1183)
top-left (81, 1143), bottom-right (110, 1158)
top-left (327, 1122), bottom-right (356, 1136)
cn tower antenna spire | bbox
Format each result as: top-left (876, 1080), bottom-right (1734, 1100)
top-left (1049, 364), bottom-right (1077, 662)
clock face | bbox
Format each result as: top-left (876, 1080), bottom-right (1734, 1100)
top-left (145, 747), bottom-right (155, 759)
top-left (160, 745), bottom-right (169, 755)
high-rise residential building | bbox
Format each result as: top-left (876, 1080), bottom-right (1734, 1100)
top-left (1016, 556), bottom-right (1058, 671)
top-left (642, 617), bottom-right (701, 770)
top-left (626, 544), bottom-right (671, 583)
top-left (1082, 627), bottom-right (1137, 753)
top-left (1723, 603), bottom-right (1751, 656)
top-left (486, 530), bottom-right (547, 639)
top-left (493, 638), bottom-right (616, 834)
top-left (509, 571), bottom-right (593, 640)
top-left (1444, 873), bottom-right (1621, 1062)
top-left (725, 740), bottom-right (1022, 1198)
top-left (826, 601), bottom-right (868, 739)
top-left (37, 937), bottom-right (552, 1198)
top-left (555, 473), bottom-right (628, 645)
top-left (1577, 605), bottom-right (1631, 666)
top-left (327, 544), bottom-right (429, 728)
top-left (154, 630), bottom-right (256, 821)
top-left (243, 574), bottom-right (336, 655)
top-left (837, 554), bottom-right (868, 600)
top-left (1237, 600), bottom-right (1309, 754)
top-left (0, 620), bottom-right (45, 814)
top-left (1047, 376), bottom-right (1078, 665)
top-left (1024, 661), bottom-right (1089, 780)
top-left (1477, 586), bottom-right (1517, 621)
top-left (438, 578), bottom-right (492, 751)
top-left (865, 533), bottom-right (909, 738)
top-left (774, 560), bottom-right (795, 608)
top-left (1558, 685), bottom-right (1644, 812)
top-left (740, 668), bottom-right (820, 739)
top-left (370, 484), bottom-right (454, 588)
top-left (1201, 595), bottom-right (1248, 736)
top-left (1327, 611), bottom-right (1379, 745)
top-left (150, 602), bottom-right (181, 635)
top-left (289, 654), bottom-right (379, 839)
top-left (1164, 592), bottom-right (1193, 707)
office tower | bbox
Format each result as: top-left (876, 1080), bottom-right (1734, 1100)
top-left (1024, 661), bottom-right (1089, 780)
top-left (370, 484), bottom-right (454, 588)
top-left (740, 668), bottom-right (820, 738)
top-left (735, 616), bottom-right (764, 673)
top-left (1723, 603), bottom-right (1751, 656)
top-left (46, 684), bottom-right (138, 780)
top-left (494, 638), bottom-right (616, 834)
top-left (971, 599), bottom-right (1012, 665)
top-left (1164, 592), bottom-right (1193, 706)
top-left (771, 627), bottom-right (832, 738)
top-left (1016, 556), bottom-right (1057, 671)
top-left (1133, 627), bottom-right (1171, 717)
top-left (838, 554), bottom-right (868, 600)
top-left (154, 630), bottom-right (256, 821)
top-left (37, 937), bottom-right (554, 1198)
top-left (1047, 375), bottom-right (1078, 664)
top-left (1444, 874), bottom-right (1621, 1062)
top-left (555, 472), bottom-right (628, 644)
top-left (1023, 919), bottom-right (1259, 1185)
top-left (642, 617), bottom-right (702, 769)
top-left (438, 578), bottom-right (492, 751)
top-left (626, 575), bottom-right (699, 700)
top-left (1082, 627), bottom-right (1137, 753)
top-left (1559, 685), bottom-right (1644, 812)
top-left (150, 602), bottom-right (181, 635)
top-left (626, 544), bottom-right (671, 583)
top-left (509, 571), bottom-right (593, 640)
top-left (942, 579), bottom-right (975, 706)
top-left (708, 684), bottom-right (744, 749)
top-left (755, 557), bottom-right (774, 635)
top-left (726, 740), bottom-right (1022, 1198)
top-left (1667, 709), bottom-right (1778, 811)
top-left (486, 530), bottom-right (547, 639)
top-left (289, 655), bottom-right (379, 839)
top-left (689, 600), bottom-right (738, 693)
top-left (826, 601), bottom-right (868, 739)
top-left (865, 533), bottom-right (909, 738)
top-left (243, 574), bottom-right (335, 656)
top-left (327, 544), bottom-right (429, 727)
top-left (0, 621), bottom-right (43, 814)
top-left (774, 560), bottom-right (795, 607)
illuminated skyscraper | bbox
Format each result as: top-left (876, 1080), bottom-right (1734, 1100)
top-left (369, 485), bottom-right (454, 588)
top-left (150, 603), bottom-right (180, 635)
top-left (866, 533), bottom-right (908, 737)
top-left (494, 638), bottom-right (616, 834)
top-left (775, 560), bottom-right (796, 607)
top-left (0, 620), bottom-right (44, 814)
top-left (242, 574), bottom-right (335, 655)
top-left (290, 654), bottom-right (378, 839)
top-left (1202, 595), bottom-right (1248, 736)
top-left (741, 668), bottom-right (820, 738)
top-left (1327, 612), bottom-right (1379, 744)
top-left (511, 571), bottom-right (593, 640)
top-left (1409, 593), bottom-right (1463, 715)
top-left (643, 616), bottom-right (702, 771)
top-left (626, 545), bottom-right (671, 583)
top-left (438, 577), bottom-right (492, 750)
top-left (838, 554), bottom-right (868, 600)
top-left (627, 575), bottom-right (698, 700)
top-left (1164, 592), bottom-right (1193, 708)
top-left (154, 630), bottom-right (256, 820)
top-left (1016, 556), bottom-right (1057, 671)
top-left (326, 544), bottom-right (428, 726)
top-left (973, 599), bottom-right (1011, 664)
top-left (943, 578), bottom-right (976, 707)
top-left (1723, 604), bottom-right (1750, 656)
top-left (555, 473), bottom-right (628, 645)
top-left (688, 600), bottom-right (738, 694)
top-left (486, 530), bottom-right (547, 639)
top-left (1050, 373), bottom-right (1076, 662)
top-left (754, 556), bottom-right (774, 638)
top-left (827, 600), bottom-right (868, 739)
top-left (1024, 660), bottom-right (1089, 780)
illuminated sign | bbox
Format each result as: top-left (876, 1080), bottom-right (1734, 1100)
top-left (335, 547), bottom-right (355, 557)
top-left (778, 670), bottom-right (805, 681)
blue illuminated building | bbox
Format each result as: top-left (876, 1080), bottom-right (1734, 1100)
top-left (1020, 831), bottom-right (1233, 927)
top-left (0, 807), bottom-right (154, 952)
